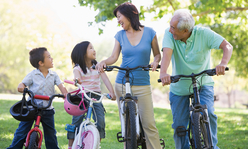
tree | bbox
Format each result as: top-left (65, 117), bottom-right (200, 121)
top-left (77, 0), bottom-right (248, 78)
top-left (0, 0), bottom-right (77, 93)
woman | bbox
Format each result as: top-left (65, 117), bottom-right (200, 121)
top-left (96, 2), bottom-right (161, 149)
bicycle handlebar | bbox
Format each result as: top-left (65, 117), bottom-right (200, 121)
top-left (64, 79), bottom-right (110, 102)
top-left (158, 67), bottom-right (229, 83)
top-left (93, 64), bottom-right (160, 72)
top-left (23, 88), bottom-right (64, 109)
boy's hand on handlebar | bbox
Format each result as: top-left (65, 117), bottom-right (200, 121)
top-left (17, 83), bottom-right (26, 93)
top-left (96, 61), bottom-right (106, 73)
top-left (215, 64), bottom-right (226, 76)
top-left (150, 61), bottom-right (159, 71)
top-left (160, 73), bottom-right (171, 86)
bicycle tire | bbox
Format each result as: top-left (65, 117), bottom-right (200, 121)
top-left (72, 124), bottom-right (100, 149)
top-left (189, 118), bottom-right (196, 149)
top-left (126, 101), bottom-right (137, 149)
top-left (27, 131), bottom-right (39, 149)
top-left (192, 112), bottom-right (210, 149)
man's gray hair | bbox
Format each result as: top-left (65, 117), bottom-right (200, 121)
top-left (173, 9), bottom-right (195, 32)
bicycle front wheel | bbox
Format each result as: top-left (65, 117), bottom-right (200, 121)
top-left (192, 112), bottom-right (211, 149)
top-left (126, 101), bottom-right (137, 149)
top-left (27, 131), bottom-right (39, 149)
top-left (72, 124), bottom-right (100, 149)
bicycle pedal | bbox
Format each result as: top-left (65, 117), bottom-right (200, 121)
top-left (65, 124), bottom-right (75, 132)
top-left (116, 132), bottom-right (125, 142)
top-left (160, 138), bottom-right (165, 149)
top-left (176, 126), bottom-right (187, 137)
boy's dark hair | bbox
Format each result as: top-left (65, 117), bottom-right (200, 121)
top-left (29, 47), bottom-right (47, 69)
top-left (113, 2), bottom-right (144, 31)
top-left (71, 41), bottom-right (97, 74)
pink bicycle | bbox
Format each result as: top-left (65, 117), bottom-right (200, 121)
top-left (64, 79), bottom-right (111, 149)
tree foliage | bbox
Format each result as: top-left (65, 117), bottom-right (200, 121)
top-left (0, 0), bottom-right (76, 93)
top-left (78, 0), bottom-right (248, 78)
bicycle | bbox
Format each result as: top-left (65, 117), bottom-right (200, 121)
top-left (158, 67), bottom-right (229, 149)
top-left (64, 79), bottom-right (111, 149)
top-left (9, 88), bottom-right (64, 149)
top-left (99, 65), bottom-right (165, 149)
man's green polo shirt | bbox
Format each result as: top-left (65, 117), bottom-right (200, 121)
top-left (162, 26), bottom-right (224, 96)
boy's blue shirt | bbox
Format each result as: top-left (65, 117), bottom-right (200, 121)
top-left (22, 69), bottom-right (62, 109)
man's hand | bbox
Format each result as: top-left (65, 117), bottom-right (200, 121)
top-left (160, 73), bottom-right (171, 86)
top-left (215, 64), bottom-right (226, 76)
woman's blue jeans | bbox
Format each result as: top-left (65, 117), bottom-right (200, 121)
top-left (169, 86), bottom-right (219, 149)
top-left (7, 109), bottom-right (59, 149)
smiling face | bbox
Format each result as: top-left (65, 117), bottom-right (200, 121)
top-left (85, 43), bottom-right (96, 61)
top-left (41, 51), bottom-right (53, 69)
top-left (169, 16), bottom-right (193, 44)
top-left (169, 16), bottom-right (187, 41)
top-left (116, 11), bottom-right (131, 30)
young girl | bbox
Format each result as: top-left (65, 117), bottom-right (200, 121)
top-left (67, 41), bottom-right (116, 149)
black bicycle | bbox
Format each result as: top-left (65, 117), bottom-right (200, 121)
top-left (158, 67), bottom-right (229, 149)
top-left (101, 65), bottom-right (165, 149)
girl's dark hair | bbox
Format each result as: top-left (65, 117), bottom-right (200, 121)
top-left (29, 47), bottom-right (47, 69)
top-left (113, 2), bottom-right (144, 31)
top-left (71, 41), bottom-right (97, 74)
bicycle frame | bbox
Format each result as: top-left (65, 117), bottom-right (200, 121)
top-left (158, 67), bottom-right (229, 149)
top-left (101, 65), bottom-right (164, 148)
top-left (23, 90), bottom-right (64, 149)
top-left (64, 80), bottom-right (109, 148)
top-left (189, 77), bottom-right (213, 148)
top-left (119, 68), bottom-right (140, 139)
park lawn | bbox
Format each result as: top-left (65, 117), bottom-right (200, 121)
top-left (0, 99), bottom-right (247, 149)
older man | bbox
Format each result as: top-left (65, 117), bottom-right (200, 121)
top-left (160, 9), bottom-right (233, 149)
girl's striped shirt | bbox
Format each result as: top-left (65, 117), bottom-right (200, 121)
top-left (74, 66), bottom-right (101, 93)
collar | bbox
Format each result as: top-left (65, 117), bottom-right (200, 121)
top-left (185, 27), bottom-right (196, 43)
top-left (34, 69), bottom-right (54, 75)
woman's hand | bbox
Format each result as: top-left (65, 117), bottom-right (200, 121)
top-left (150, 61), bottom-right (159, 71)
top-left (96, 60), bottom-right (106, 73)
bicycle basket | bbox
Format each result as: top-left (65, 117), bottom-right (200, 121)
top-left (64, 93), bottom-right (89, 116)
top-left (9, 99), bottom-right (36, 121)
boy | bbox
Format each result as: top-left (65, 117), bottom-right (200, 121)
top-left (7, 47), bottom-right (67, 149)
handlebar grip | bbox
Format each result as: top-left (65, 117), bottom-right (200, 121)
top-left (34, 95), bottom-right (50, 100)
top-left (225, 67), bottom-right (229, 71)
top-left (64, 79), bottom-right (74, 85)
top-left (157, 79), bottom-right (161, 83)
top-left (148, 64), bottom-right (161, 68)
top-left (106, 94), bottom-right (112, 99)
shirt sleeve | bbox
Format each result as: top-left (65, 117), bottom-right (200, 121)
top-left (204, 28), bottom-right (224, 50)
top-left (22, 72), bottom-right (33, 86)
top-left (162, 28), bottom-right (175, 51)
top-left (114, 31), bottom-right (121, 44)
top-left (54, 71), bottom-right (62, 86)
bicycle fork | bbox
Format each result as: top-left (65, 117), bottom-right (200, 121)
top-left (189, 104), bottom-right (214, 148)
top-left (25, 115), bottom-right (43, 149)
top-left (117, 82), bottom-right (139, 142)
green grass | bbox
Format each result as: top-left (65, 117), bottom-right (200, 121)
top-left (1, 99), bottom-right (248, 149)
